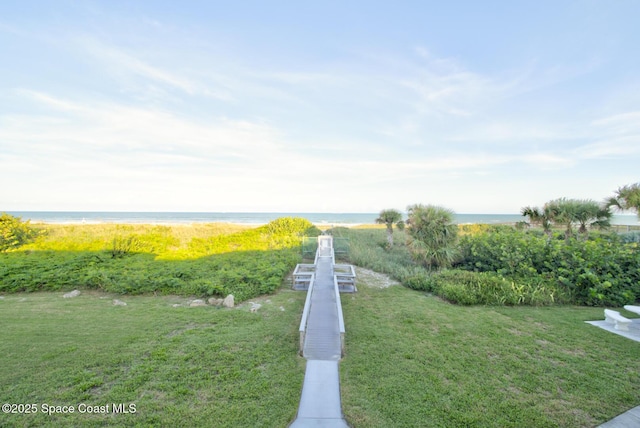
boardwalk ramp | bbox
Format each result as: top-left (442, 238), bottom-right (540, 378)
top-left (290, 235), bottom-right (352, 427)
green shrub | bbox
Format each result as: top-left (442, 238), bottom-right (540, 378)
top-left (0, 218), bottom-right (313, 302)
top-left (397, 268), bottom-right (432, 291)
top-left (0, 213), bottom-right (40, 252)
top-left (265, 217), bottom-right (319, 237)
top-left (457, 227), bottom-right (640, 306)
top-left (619, 231), bottom-right (640, 243)
top-left (406, 204), bottom-right (458, 269)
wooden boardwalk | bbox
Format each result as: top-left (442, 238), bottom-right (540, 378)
top-left (290, 235), bottom-right (351, 427)
top-left (302, 240), bottom-right (342, 360)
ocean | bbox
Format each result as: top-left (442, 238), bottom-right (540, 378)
top-left (6, 211), bottom-right (640, 226)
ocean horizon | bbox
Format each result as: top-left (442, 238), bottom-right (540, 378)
top-left (6, 211), bottom-right (640, 226)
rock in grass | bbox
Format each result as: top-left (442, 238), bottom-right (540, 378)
top-left (208, 298), bottom-right (223, 306)
top-left (222, 294), bottom-right (234, 308)
top-left (63, 290), bottom-right (81, 298)
top-left (189, 299), bottom-right (207, 307)
top-left (113, 299), bottom-right (127, 306)
top-left (250, 302), bottom-right (262, 313)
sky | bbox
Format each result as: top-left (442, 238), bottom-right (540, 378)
top-left (1, 1), bottom-right (639, 214)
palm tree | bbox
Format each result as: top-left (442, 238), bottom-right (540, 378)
top-left (544, 198), bottom-right (611, 239)
top-left (544, 198), bottom-right (576, 239)
top-left (521, 205), bottom-right (553, 236)
top-left (607, 183), bottom-right (640, 218)
top-left (375, 209), bottom-right (405, 248)
top-left (575, 200), bottom-right (612, 234)
top-left (573, 201), bottom-right (612, 236)
top-left (405, 204), bottom-right (458, 269)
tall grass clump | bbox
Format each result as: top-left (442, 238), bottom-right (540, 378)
top-left (329, 227), bottom-right (432, 291)
top-left (427, 270), bottom-right (567, 306)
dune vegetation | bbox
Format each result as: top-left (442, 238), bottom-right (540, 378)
top-left (0, 217), bottom-right (320, 302)
top-left (333, 199), bottom-right (640, 308)
top-left (1, 213), bottom-right (639, 426)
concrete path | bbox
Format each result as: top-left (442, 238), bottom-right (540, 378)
top-left (289, 361), bottom-right (348, 427)
top-left (290, 237), bottom-right (349, 427)
top-left (598, 406), bottom-right (640, 427)
top-left (586, 318), bottom-right (640, 344)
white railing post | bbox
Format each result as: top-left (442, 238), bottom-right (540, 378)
top-left (298, 274), bottom-right (315, 354)
top-left (334, 275), bottom-right (346, 357)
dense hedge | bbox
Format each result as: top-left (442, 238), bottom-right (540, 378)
top-left (456, 227), bottom-right (640, 306)
top-left (0, 218), bottom-right (319, 301)
top-left (337, 225), bottom-right (639, 307)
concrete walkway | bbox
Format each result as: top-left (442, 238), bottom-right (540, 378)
top-left (598, 406), bottom-right (640, 427)
top-left (290, 361), bottom-right (348, 427)
top-left (290, 237), bottom-right (349, 427)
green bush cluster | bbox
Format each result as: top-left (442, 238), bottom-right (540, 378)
top-left (0, 217), bottom-right (316, 302)
top-left (0, 213), bottom-right (40, 252)
top-left (337, 225), bottom-right (639, 307)
top-left (181, 218), bottom-right (319, 259)
top-left (0, 250), bottom-right (298, 301)
top-left (457, 228), bottom-right (640, 306)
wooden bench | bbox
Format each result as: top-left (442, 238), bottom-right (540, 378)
top-left (604, 309), bottom-right (632, 331)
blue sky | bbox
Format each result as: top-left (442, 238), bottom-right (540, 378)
top-left (1, 1), bottom-right (639, 213)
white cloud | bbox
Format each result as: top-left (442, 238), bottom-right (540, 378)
top-left (2, 13), bottom-right (638, 213)
top-left (592, 111), bottom-right (640, 134)
top-left (577, 136), bottom-right (640, 159)
top-left (2, 86), bottom-right (591, 212)
top-left (576, 111), bottom-right (640, 159)
top-left (75, 38), bottom-right (234, 101)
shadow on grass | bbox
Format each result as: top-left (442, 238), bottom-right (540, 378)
top-left (0, 246), bottom-right (302, 302)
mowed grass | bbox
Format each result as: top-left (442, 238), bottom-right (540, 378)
top-left (340, 279), bottom-right (640, 427)
top-left (0, 289), bottom-right (305, 427)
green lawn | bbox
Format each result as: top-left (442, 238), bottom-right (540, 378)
top-left (2, 269), bottom-right (639, 427)
top-left (0, 290), bottom-right (306, 427)
top-left (340, 275), bottom-right (640, 427)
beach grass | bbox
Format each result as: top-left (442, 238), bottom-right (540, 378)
top-left (27, 222), bottom-right (253, 252)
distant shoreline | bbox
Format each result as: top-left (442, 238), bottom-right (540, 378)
top-left (5, 211), bottom-right (640, 226)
